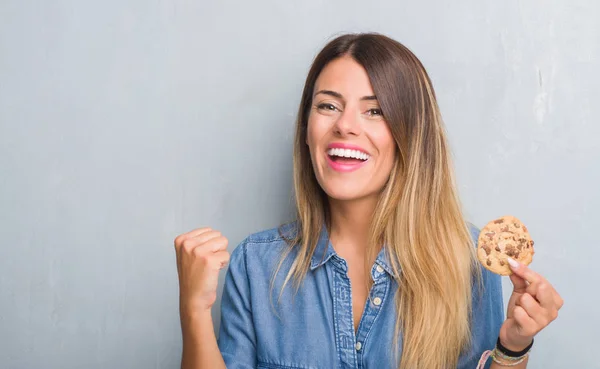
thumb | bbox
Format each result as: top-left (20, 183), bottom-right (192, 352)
top-left (508, 256), bottom-right (528, 292)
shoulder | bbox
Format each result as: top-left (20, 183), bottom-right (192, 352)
top-left (228, 222), bottom-right (298, 272)
top-left (236, 222), bottom-right (297, 252)
top-left (244, 222), bottom-right (297, 245)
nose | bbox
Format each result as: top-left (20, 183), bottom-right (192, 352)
top-left (333, 108), bottom-right (361, 137)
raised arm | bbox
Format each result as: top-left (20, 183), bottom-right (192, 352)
top-left (174, 228), bottom-right (230, 369)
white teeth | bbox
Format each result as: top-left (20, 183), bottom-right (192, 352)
top-left (327, 148), bottom-right (370, 161)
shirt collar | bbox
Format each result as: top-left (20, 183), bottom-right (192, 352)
top-left (374, 247), bottom-right (399, 279)
top-left (309, 226), bottom-right (336, 270)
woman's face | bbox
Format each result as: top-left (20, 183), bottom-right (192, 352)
top-left (306, 56), bottom-right (396, 203)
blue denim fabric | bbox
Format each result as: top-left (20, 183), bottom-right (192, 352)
top-left (217, 223), bottom-right (504, 369)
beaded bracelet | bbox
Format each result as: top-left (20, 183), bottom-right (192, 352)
top-left (491, 348), bottom-right (529, 366)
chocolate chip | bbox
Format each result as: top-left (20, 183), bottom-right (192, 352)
top-left (482, 245), bottom-right (491, 256)
top-left (495, 246), bottom-right (501, 252)
top-left (486, 259), bottom-right (492, 266)
top-left (499, 260), bottom-right (505, 266)
top-left (494, 219), bottom-right (504, 224)
top-left (514, 252), bottom-right (520, 259)
top-left (485, 232), bottom-right (495, 240)
top-left (530, 240), bottom-right (534, 246)
top-left (517, 244), bottom-right (523, 250)
top-left (514, 223), bottom-right (520, 228)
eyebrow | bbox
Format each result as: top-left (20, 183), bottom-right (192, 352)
top-left (314, 89), bottom-right (377, 101)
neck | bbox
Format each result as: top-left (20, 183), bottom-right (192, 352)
top-left (328, 195), bottom-right (378, 253)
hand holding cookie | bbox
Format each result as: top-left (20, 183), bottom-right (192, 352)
top-left (499, 258), bottom-right (564, 351)
top-left (478, 216), bottom-right (563, 351)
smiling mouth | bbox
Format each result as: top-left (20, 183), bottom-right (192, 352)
top-left (327, 148), bottom-right (371, 172)
top-left (326, 148), bottom-right (370, 164)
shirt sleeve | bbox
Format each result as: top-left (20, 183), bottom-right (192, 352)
top-left (459, 224), bottom-right (505, 369)
top-left (217, 240), bottom-right (257, 368)
top-left (476, 264), bottom-right (505, 369)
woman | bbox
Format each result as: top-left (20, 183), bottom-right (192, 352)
top-left (174, 33), bottom-right (563, 369)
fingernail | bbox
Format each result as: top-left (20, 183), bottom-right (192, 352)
top-left (507, 257), bottom-right (519, 269)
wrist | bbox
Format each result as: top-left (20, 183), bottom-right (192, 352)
top-left (181, 305), bottom-right (212, 319)
top-left (180, 301), bottom-right (213, 323)
top-left (180, 295), bottom-right (213, 315)
top-left (180, 308), bottom-right (214, 338)
top-left (498, 336), bottom-right (534, 355)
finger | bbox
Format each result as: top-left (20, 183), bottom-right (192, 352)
top-left (192, 230), bottom-right (222, 246)
top-left (180, 231), bottom-right (222, 253)
top-left (214, 250), bottom-right (231, 269)
top-left (507, 258), bottom-right (542, 285)
top-left (174, 227), bottom-right (212, 249)
top-left (530, 282), bottom-right (558, 310)
top-left (512, 306), bottom-right (538, 337)
top-left (195, 249), bottom-right (230, 270)
top-left (509, 272), bottom-right (528, 294)
top-left (556, 293), bottom-right (564, 310)
top-left (174, 229), bottom-right (213, 270)
top-left (202, 235), bottom-right (229, 253)
top-left (524, 277), bottom-right (563, 309)
top-left (516, 293), bottom-right (548, 327)
top-left (548, 286), bottom-right (564, 310)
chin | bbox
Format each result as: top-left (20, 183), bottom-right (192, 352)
top-left (320, 182), bottom-right (371, 202)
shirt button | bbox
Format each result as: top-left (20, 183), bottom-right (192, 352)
top-left (373, 297), bottom-right (382, 306)
top-left (355, 342), bottom-right (362, 351)
top-left (376, 265), bottom-right (384, 273)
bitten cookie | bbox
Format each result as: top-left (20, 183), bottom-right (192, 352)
top-left (477, 215), bottom-right (535, 276)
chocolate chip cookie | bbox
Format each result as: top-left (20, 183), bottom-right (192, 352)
top-left (477, 216), bottom-right (535, 275)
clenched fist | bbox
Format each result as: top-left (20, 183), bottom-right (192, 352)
top-left (174, 228), bottom-right (230, 314)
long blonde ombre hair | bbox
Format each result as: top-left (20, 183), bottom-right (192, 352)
top-left (278, 33), bottom-right (480, 369)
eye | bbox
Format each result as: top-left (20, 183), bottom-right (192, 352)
top-left (317, 103), bottom-right (339, 112)
top-left (366, 108), bottom-right (383, 117)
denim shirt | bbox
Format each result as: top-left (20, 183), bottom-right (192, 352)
top-left (217, 223), bottom-right (504, 369)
